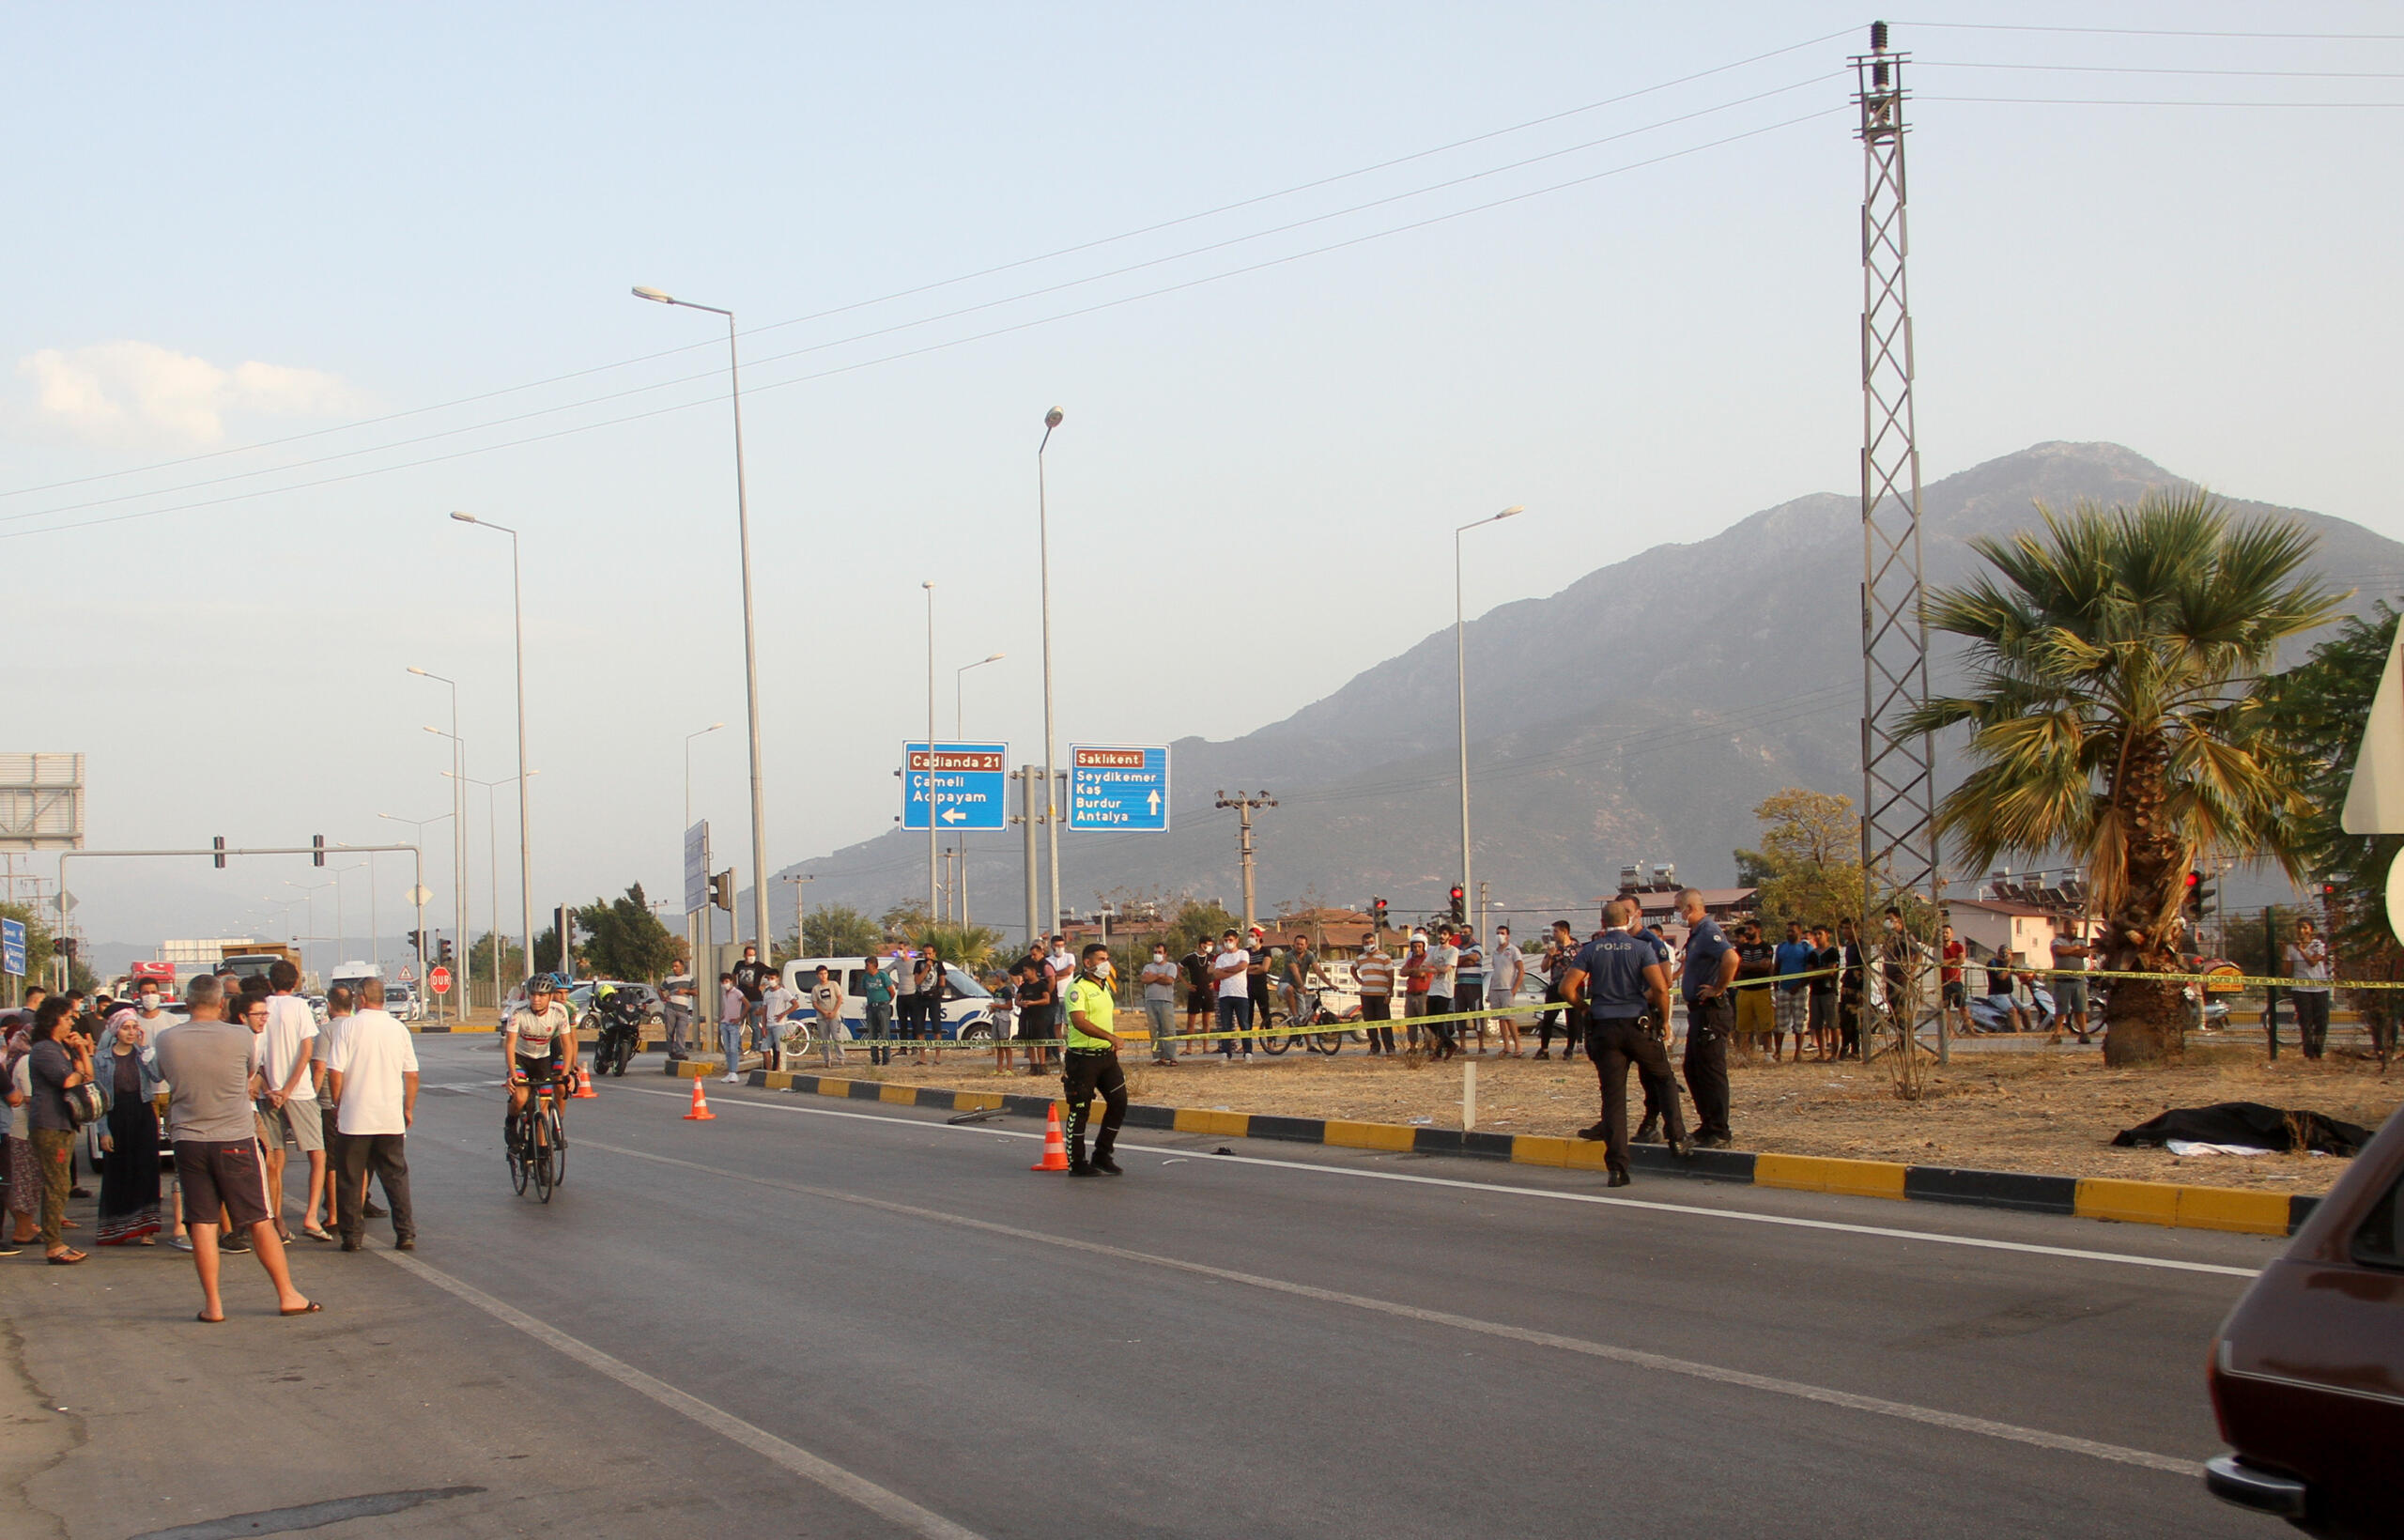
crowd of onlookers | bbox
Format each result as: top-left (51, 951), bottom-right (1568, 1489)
top-left (3, 960), bottom-right (419, 1320)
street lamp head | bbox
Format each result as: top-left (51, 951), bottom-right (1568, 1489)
top-left (1044, 407), bottom-right (1064, 430)
top-left (407, 666), bottom-right (429, 677)
top-left (449, 511), bottom-right (477, 524)
top-left (632, 286), bottom-right (673, 304)
top-left (923, 580), bottom-right (935, 592)
top-left (983, 652), bottom-right (1006, 663)
top-left (1497, 505), bottom-right (1525, 519)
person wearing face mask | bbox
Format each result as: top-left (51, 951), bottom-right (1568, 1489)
top-left (1061, 944), bottom-right (1128, 1177)
top-left (1211, 930), bottom-right (1254, 1060)
top-left (1139, 944), bottom-right (1181, 1066)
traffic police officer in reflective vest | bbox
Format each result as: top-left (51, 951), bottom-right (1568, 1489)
top-left (1062, 943), bottom-right (1129, 1177)
top-left (1563, 897), bottom-right (1689, 1186)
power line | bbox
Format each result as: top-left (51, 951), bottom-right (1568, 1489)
top-left (1920, 59), bottom-right (2404, 79)
top-left (2, 72), bottom-right (1840, 532)
top-left (1921, 96), bottom-right (2404, 107)
top-left (3, 106), bottom-right (1842, 544)
top-left (0, 26), bottom-right (1857, 507)
top-left (1899, 22), bottom-right (2404, 41)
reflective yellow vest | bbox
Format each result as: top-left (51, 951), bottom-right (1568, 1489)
top-left (1065, 976), bottom-right (1116, 1050)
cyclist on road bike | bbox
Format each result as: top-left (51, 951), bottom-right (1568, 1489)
top-left (504, 973), bottom-right (578, 1146)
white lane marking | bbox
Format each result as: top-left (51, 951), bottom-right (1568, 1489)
top-left (379, 1249), bottom-right (987, 1540)
top-left (579, 1138), bottom-right (2201, 1477)
top-left (611, 1083), bottom-right (2262, 1278)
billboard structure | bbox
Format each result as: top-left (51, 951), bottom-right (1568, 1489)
top-left (0, 754), bottom-right (85, 851)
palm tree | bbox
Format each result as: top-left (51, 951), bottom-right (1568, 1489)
top-left (1903, 489), bottom-right (2341, 1065)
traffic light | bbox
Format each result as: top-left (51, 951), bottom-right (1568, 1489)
top-left (58, 938), bottom-right (77, 961)
top-left (407, 930), bottom-right (422, 951)
top-left (212, 835), bottom-right (225, 870)
top-left (711, 870), bottom-right (735, 913)
top-left (2183, 870), bottom-right (2214, 920)
top-left (1448, 886), bottom-right (1466, 925)
top-left (312, 834), bottom-right (326, 869)
top-left (439, 936), bottom-right (454, 965)
top-left (1371, 896), bottom-right (1389, 930)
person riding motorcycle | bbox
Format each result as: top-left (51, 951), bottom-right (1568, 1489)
top-left (504, 974), bottom-right (578, 1144)
top-left (590, 982), bottom-right (648, 1075)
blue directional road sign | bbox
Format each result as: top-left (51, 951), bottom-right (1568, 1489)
top-left (1067, 745), bottom-right (1171, 831)
top-left (1, 917), bottom-right (23, 978)
top-left (902, 743), bottom-right (1009, 831)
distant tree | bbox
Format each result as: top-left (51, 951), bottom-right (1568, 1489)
top-left (1734, 788), bottom-right (1862, 932)
top-left (1903, 490), bottom-right (2338, 1066)
top-left (577, 883), bottom-right (681, 982)
top-left (878, 901), bottom-right (929, 935)
top-left (794, 902), bottom-right (884, 961)
top-left (903, 921), bottom-right (1002, 970)
top-left (531, 924), bottom-right (571, 977)
top-left (469, 932), bottom-right (526, 985)
top-left (1163, 898), bottom-right (1240, 958)
top-left (2258, 602), bottom-right (2404, 1062)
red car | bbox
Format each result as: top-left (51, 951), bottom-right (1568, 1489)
top-left (2206, 1103), bottom-right (2404, 1536)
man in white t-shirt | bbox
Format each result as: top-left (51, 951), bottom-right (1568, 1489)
top-left (759, 979), bottom-right (799, 1071)
top-left (255, 960), bottom-right (329, 1242)
top-left (1211, 930), bottom-right (1254, 1060)
top-left (325, 978), bottom-right (418, 1251)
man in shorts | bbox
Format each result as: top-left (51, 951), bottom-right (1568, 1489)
top-left (152, 976), bottom-right (316, 1320)
top-left (255, 959), bottom-right (329, 1241)
top-left (1732, 921), bottom-right (1777, 1065)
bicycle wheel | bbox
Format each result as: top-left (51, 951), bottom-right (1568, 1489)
top-left (507, 1118), bottom-right (529, 1194)
top-left (1258, 1032), bottom-right (1291, 1055)
top-left (532, 1130), bottom-right (556, 1203)
top-left (546, 1107), bottom-right (567, 1187)
top-left (1313, 1030), bottom-right (1345, 1055)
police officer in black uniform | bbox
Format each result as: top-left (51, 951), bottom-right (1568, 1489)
top-left (1564, 897), bottom-right (1689, 1186)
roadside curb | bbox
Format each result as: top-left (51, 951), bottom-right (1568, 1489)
top-left (672, 1059), bottom-right (2320, 1239)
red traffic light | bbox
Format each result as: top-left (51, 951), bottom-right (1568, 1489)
top-left (2184, 871), bottom-right (2199, 888)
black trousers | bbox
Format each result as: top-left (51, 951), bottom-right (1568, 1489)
top-left (337, 1133), bottom-right (413, 1244)
top-left (1590, 1018), bottom-right (1685, 1176)
top-left (1535, 995), bottom-right (1578, 1058)
top-left (2294, 992), bottom-right (2330, 1058)
top-left (1682, 994), bottom-right (1734, 1141)
top-left (1361, 995), bottom-right (1395, 1054)
top-left (1062, 1049), bottom-right (1127, 1156)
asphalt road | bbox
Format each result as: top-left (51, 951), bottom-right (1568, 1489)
top-left (8, 1036), bottom-right (2283, 1539)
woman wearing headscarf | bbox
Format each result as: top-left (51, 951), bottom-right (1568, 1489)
top-left (94, 1008), bottom-right (164, 1246)
top-left (4, 1019), bottom-right (39, 1254)
top-left (24, 999), bottom-right (95, 1263)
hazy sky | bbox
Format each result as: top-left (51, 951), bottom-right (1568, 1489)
top-left (8, 2), bottom-right (2399, 952)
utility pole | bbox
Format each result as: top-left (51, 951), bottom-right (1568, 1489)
top-left (1855, 21), bottom-right (1940, 1062)
top-left (780, 873), bottom-right (813, 958)
top-left (1016, 766), bottom-right (1040, 950)
top-left (1214, 790), bottom-right (1277, 932)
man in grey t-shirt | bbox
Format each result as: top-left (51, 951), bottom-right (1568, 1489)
top-left (152, 977), bottom-right (315, 1321)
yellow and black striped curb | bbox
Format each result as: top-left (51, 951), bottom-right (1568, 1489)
top-left (658, 1057), bottom-right (2319, 1239)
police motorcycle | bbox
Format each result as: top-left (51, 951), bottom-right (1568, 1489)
top-left (586, 984), bottom-right (650, 1077)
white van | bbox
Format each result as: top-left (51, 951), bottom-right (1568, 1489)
top-left (778, 955), bottom-right (996, 1040)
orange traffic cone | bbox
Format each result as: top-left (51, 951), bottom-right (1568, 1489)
top-left (1030, 1102), bottom-right (1071, 1171)
top-left (684, 1073), bottom-right (717, 1121)
top-left (573, 1066), bottom-right (598, 1099)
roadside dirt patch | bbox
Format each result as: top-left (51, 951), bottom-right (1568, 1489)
top-left (816, 1041), bottom-right (2396, 1194)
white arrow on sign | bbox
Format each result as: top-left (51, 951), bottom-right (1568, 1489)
top-left (939, 806), bottom-right (968, 824)
top-left (1148, 790), bottom-right (1161, 816)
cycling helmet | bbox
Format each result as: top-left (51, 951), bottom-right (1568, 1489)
top-left (528, 972), bottom-right (569, 994)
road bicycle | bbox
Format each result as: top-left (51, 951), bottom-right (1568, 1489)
top-left (505, 1072), bottom-right (569, 1203)
top-left (1258, 992), bottom-right (1348, 1055)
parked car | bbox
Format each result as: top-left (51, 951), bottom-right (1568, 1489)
top-left (778, 955), bottom-right (994, 1040)
top-left (2206, 1101), bottom-right (2404, 1536)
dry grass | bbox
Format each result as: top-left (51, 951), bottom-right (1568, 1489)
top-left (824, 1041), bottom-right (2397, 1194)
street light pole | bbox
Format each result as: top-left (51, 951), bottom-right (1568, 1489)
top-left (924, 580), bottom-right (938, 924)
top-left (685, 721), bottom-right (725, 956)
top-left (377, 810), bottom-right (451, 1005)
top-left (448, 511), bottom-right (533, 973)
top-left (448, 770), bottom-right (531, 1001)
top-left (634, 286), bottom-right (772, 958)
top-left (406, 665), bottom-right (465, 1022)
top-left (1455, 505), bottom-right (1524, 940)
top-left (953, 652), bottom-right (1004, 930)
top-left (1037, 407), bottom-right (1064, 934)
